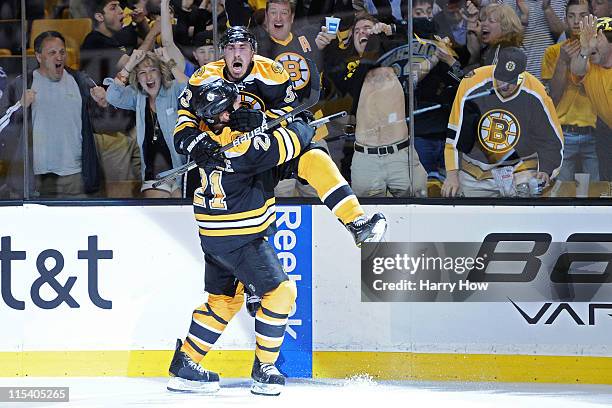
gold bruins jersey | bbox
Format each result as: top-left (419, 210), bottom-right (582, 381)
top-left (445, 66), bottom-right (564, 179)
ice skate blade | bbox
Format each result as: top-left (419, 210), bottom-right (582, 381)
top-left (166, 376), bottom-right (220, 393)
top-left (250, 381), bottom-right (283, 396)
top-left (358, 218), bottom-right (388, 247)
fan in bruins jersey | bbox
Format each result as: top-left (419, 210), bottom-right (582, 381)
top-left (254, 0), bottom-right (323, 103)
top-left (442, 47), bottom-right (564, 198)
top-left (253, 0), bottom-right (329, 196)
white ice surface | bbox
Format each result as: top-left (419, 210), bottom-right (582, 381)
top-left (0, 377), bottom-right (611, 408)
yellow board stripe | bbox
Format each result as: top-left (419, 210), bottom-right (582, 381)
top-left (312, 352), bottom-right (612, 384)
top-left (195, 197), bottom-right (275, 221)
top-left (2, 351), bottom-right (612, 384)
top-left (198, 213), bottom-right (276, 236)
top-left (0, 350), bottom-right (253, 377)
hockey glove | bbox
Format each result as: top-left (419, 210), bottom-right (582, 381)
top-left (190, 136), bottom-right (224, 168)
top-left (228, 107), bottom-right (265, 132)
top-left (295, 109), bottom-right (314, 124)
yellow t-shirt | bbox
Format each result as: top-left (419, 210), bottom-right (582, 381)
top-left (577, 63), bottom-right (612, 129)
top-left (541, 42), bottom-right (597, 128)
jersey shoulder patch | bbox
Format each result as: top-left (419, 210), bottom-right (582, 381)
top-left (189, 61), bottom-right (224, 86)
top-left (272, 61), bottom-right (284, 74)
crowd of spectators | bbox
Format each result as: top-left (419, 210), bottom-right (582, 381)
top-left (0, 0), bottom-right (610, 199)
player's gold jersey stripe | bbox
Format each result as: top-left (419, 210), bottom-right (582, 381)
top-left (273, 131), bottom-right (288, 165)
top-left (175, 121), bottom-right (197, 134)
top-left (194, 197), bottom-right (276, 221)
top-left (198, 213), bottom-right (276, 237)
top-left (177, 109), bottom-right (197, 119)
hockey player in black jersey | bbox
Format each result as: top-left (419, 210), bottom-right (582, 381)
top-left (186, 26), bottom-right (387, 314)
top-left (168, 65), bottom-right (386, 395)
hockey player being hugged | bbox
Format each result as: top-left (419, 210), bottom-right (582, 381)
top-left (442, 47), bottom-right (564, 198)
top-left (168, 28), bottom-right (387, 396)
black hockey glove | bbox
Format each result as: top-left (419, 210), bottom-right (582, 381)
top-left (190, 136), bottom-right (224, 168)
top-left (228, 107), bottom-right (265, 132)
top-left (295, 109), bottom-right (314, 124)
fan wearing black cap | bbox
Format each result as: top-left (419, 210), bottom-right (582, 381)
top-left (442, 47), bottom-right (564, 197)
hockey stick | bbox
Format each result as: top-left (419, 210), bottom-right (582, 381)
top-left (153, 111), bottom-right (345, 189)
top-left (0, 101), bottom-right (22, 135)
top-left (308, 110), bottom-right (346, 128)
top-left (153, 59), bottom-right (321, 187)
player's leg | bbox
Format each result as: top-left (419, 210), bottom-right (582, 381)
top-left (232, 238), bottom-right (297, 396)
top-left (294, 147), bottom-right (387, 246)
top-left (167, 254), bottom-right (244, 393)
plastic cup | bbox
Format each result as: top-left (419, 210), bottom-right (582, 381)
top-left (575, 173), bottom-right (590, 197)
top-left (325, 16), bottom-right (341, 35)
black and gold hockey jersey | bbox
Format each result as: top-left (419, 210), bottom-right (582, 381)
top-left (173, 56), bottom-right (313, 253)
top-left (255, 27), bottom-right (322, 101)
top-left (180, 120), bottom-right (312, 253)
top-left (445, 66), bottom-right (564, 179)
top-left (176, 54), bottom-right (298, 138)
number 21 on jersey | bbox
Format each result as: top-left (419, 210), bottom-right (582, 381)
top-left (198, 169), bottom-right (227, 210)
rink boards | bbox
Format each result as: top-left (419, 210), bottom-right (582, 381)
top-left (0, 203), bottom-right (611, 383)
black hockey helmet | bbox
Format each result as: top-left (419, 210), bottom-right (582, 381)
top-left (219, 26), bottom-right (258, 53)
top-left (193, 79), bottom-right (240, 124)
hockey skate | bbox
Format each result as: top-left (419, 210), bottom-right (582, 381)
top-left (167, 339), bottom-right (220, 393)
top-left (345, 213), bottom-right (387, 247)
top-left (250, 356), bottom-right (285, 396)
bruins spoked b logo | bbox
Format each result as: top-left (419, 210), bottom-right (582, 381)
top-left (275, 52), bottom-right (311, 90)
top-left (478, 109), bottom-right (520, 153)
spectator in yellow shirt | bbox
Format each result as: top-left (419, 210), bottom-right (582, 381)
top-left (570, 15), bottom-right (612, 128)
top-left (542, 0), bottom-right (599, 181)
